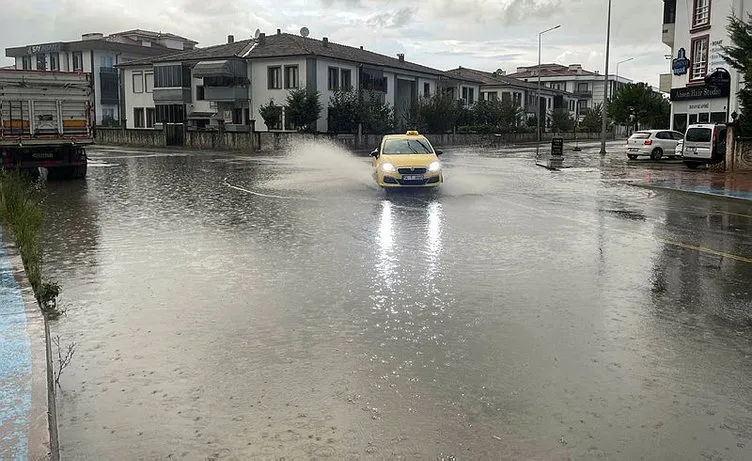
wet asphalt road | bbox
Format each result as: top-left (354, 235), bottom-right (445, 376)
top-left (41, 140), bottom-right (752, 460)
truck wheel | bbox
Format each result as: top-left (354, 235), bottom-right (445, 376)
top-left (650, 148), bottom-right (663, 161)
top-left (72, 164), bottom-right (87, 179)
top-left (46, 166), bottom-right (73, 180)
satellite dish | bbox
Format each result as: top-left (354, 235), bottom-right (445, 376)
top-left (254, 29), bottom-right (261, 39)
top-left (300, 27), bottom-right (310, 38)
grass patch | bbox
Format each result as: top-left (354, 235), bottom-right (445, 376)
top-left (0, 170), bottom-right (62, 318)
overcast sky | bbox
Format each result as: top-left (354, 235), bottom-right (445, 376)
top-left (2, 0), bottom-right (668, 86)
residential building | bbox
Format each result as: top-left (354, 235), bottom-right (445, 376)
top-left (443, 67), bottom-right (580, 126)
top-left (5, 30), bottom-right (198, 124)
top-left (506, 63), bottom-right (630, 116)
top-left (119, 30), bottom-right (476, 133)
top-left (661, 0), bottom-right (745, 132)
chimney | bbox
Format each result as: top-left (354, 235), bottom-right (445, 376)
top-left (277, 28), bottom-right (281, 35)
top-left (227, 34), bottom-right (234, 43)
top-left (397, 53), bottom-right (404, 62)
top-left (323, 37), bottom-right (329, 47)
top-left (258, 32), bottom-right (266, 44)
top-left (568, 64), bottom-right (583, 73)
top-left (359, 45), bottom-right (363, 50)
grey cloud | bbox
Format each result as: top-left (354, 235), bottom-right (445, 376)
top-left (367, 7), bottom-right (415, 28)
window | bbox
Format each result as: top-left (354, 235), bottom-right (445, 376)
top-left (513, 93), bottom-right (522, 106)
top-left (100, 55), bottom-right (114, 69)
top-left (547, 98), bottom-right (551, 109)
top-left (382, 138), bottom-right (434, 155)
top-left (698, 112), bottom-right (710, 123)
top-left (461, 87), bottom-right (475, 104)
top-left (341, 69), bottom-right (352, 90)
top-left (267, 66), bottom-right (282, 89)
top-left (691, 36), bottom-right (709, 81)
top-left (146, 108), bottom-right (155, 128)
top-left (73, 52), bottom-right (83, 71)
top-left (360, 68), bottom-right (387, 92)
top-left (145, 73), bottom-right (154, 93)
top-left (656, 131), bottom-right (671, 140)
top-left (284, 65), bottom-right (299, 89)
top-left (133, 108), bottom-right (145, 128)
top-left (423, 82), bottom-right (430, 98)
top-left (693, 0), bottom-right (710, 28)
top-left (328, 67), bottom-right (339, 90)
top-left (155, 104), bottom-right (185, 123)
top-left (232, 108), bottom-right (243, 124)
top-left (569, 100), bottom-right (576, 111)
top-left (686, 127), bottom-right (712, 142)
top-left (102, 108), bottom-right (115, 122)
top-left (196, 85), bottom-right (205, 100)
top-left (36, 54), bottom-right (47, 71)
top-left (154, 65), bottom-right (189, 88)
top-left (22, 56), bottom-right (31, 70)
top-left (132, 72), bottom-right (144, 93)
top-left (578, 99), bottom-right (588, 110)
top-left (577, 82), bottom-right (588, 93)
top-left (50, 54), bottom-right (58, 71)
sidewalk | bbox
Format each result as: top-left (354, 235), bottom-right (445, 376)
top-left (628, 169), bottom-right (752, 202)
top-left (0, 227), bottom-right (54, 461)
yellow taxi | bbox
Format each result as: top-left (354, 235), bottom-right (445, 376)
top-left (370, 131), bottom-right (444, 188)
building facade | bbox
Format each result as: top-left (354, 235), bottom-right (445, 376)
top-left (661, 0), bottom-right (745, 132)
top-left (506, 63), bottom-right (630, 117)
top-left (5, 30), bottom-right (197, 124)
top-left (444, 67), bottom-right (579, 127)
top-left (119, 31), bottom-right (478, 134)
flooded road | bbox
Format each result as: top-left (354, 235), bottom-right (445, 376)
top-left (41, 140), bottom-right (752, 460)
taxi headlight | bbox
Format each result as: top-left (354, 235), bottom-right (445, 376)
top-left (382, 163), bottom-right (396, 172)
top-left (428, 161), bottom-right (442, 172)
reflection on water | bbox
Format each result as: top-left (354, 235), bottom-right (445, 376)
top-left (40, 144), bottom-right (752, 460)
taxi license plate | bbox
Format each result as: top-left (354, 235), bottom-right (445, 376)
top-left (32, 152), bottom-right (54, 159)
top-left (628, 148), bottom-right (639, 152)
top-left (402, 174), bottom-right (424, 181)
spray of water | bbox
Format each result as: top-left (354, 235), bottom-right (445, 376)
top-left (257, 137), bottom-right (378, 195)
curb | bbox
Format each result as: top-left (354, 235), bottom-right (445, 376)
top-left (1, 232), bottom-right (58, 461)
top-left (628, 182), bottom-right (752, 203)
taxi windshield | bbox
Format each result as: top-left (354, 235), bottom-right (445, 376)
top-left (383, 138), bottom-right (433, 154)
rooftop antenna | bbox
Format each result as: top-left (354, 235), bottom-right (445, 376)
top-left (300, 27), bottom-right (310, 38)
top-left (254, 29), bottom-right (261, 39)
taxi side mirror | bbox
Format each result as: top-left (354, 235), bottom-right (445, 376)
top-left (370, 149), bottom-right (379, 157)
top-left (435, 150), bottom-right (444, 156)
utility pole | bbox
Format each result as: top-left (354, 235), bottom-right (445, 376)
top-left (600, 0), bottom-right (612, 155)
top-left (537, 24), bottom-right (561, 155)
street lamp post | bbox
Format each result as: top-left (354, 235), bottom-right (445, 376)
top-left (600, 0), bottom-right (612, 155)
top-left (614, 57), bottom-right (634, 98)
top-left (537, 24), bottom-right (561, 154)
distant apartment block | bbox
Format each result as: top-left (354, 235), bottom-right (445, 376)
top-left (5, 30), bottom-right (198, 124)
top-left (506, 63), bottom-right (630, 116)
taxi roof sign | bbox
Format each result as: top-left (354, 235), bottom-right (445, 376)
top-left (406, 130), bottom-right (420, 136)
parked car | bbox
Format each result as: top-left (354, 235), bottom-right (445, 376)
top-left (370, 131), bottom-right (444, 188)
top-left (682, 123), bottom-right (727, 169)
top-left (625, 130), bottom-right (685, 160)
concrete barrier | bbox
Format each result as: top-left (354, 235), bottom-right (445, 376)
top-left (96, 127), bottom-right (613, 153)
top-left (0, 229), bottom-right (56, 461)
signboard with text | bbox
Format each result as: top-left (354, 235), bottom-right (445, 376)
top-left (551, 137), bottom-right (564, 156)
top-left (26, 43), bottom-right (60, 55)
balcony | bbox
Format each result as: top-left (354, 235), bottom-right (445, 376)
top-left (662, 22), bottom-right (675, 48)
top-left (573, 90), bottom-right (592, 99)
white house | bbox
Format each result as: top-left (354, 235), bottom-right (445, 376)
top-left (661, 0), bottom-right (744, 132)
top-left (5, 30), bottom-right (197, 125)
top-left (506, 63), bottom-right (630, 115)
top-left (119, 30), bottom-right (465, 133)
top-left (444, 67), bottom-right (579, 126)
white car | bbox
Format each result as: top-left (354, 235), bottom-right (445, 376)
top-left (625, 130), bottom-right (685, 161)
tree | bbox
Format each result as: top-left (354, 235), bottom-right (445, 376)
top-left (327, 89), bottom-right (395, 133)
top-left (723, 14), bottom-right (752, 135)
top-left (258, 100), bottom-right (282, 130)
top-left (415, 93), bottom-right (460, 133)
top-left (580, 104), bottom-right (603, 132)
top-left (286, 88), bottom-right (322, 132)
top-left (608, 82), bottom-right (669, 130)
top-left (550, 108), bottom-right (574, 132)
top-left (471, 99), bottom-right (522, 132)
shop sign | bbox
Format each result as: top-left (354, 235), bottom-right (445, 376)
top-left (672, 48), bottom-right (690, 76)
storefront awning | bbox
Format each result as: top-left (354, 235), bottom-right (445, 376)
top-left (192, 60), bottom-right (235, 78)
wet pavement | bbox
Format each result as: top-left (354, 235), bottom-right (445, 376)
top-left (40, 140), bottom-right (752, 460)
